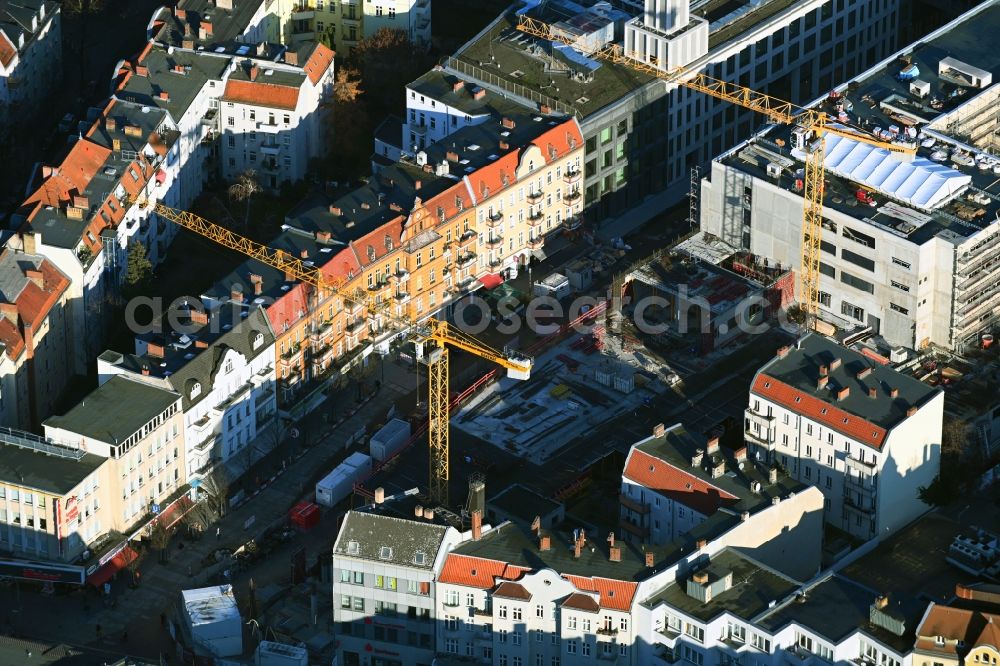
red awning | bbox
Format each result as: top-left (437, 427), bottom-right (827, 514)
top-left (156, 496), bottom-right (193, 530)
top-left (86, 546), bottom-right (138, 587)
top-left (478, 273), bottom-right (504, 290)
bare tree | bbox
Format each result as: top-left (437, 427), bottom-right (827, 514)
top-left (149, 520), bottom-right (172, 564)
top-left (228, 170), bottom-right (262, 233)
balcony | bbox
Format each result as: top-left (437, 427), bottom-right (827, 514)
top-left (563, 189), bottom-right (582, 204)
top-left (653, 645), bottom-right (680, 666)
top-left (527, 238), bottom-right (544, 250)
top-left (485, 236), bottom-right (504, 248)
top-left (744, 427), bottom-right (775, 447)
top-left (193, 434), bottom-right (219, 453)
top-left (291, 7), bottom-right (315, 19)
top-left (200, 108), bottom-right (218, 127)
top-left (393, 291), bottom-right (411, 303)
top-left (346, 319), bottom-right (365, 334)
top-left (486, 212), bottom-right (504, 228)
top-left (473, 607), bottom-right (491, 617)
top-left (459, 229), bottom-right (477, 245)
top-left (597, 627), bottom-right (619, 640)
top-left (260, 159), bottom-right (280, 174)
top-left (619, 492), bottom-right (650, 514)
top-left (844, 493), bottom-right (875, 514)
top-left (281, 343), bottom-right (304, 361)
top-left (563, 216), bottom-right (583, 231)
top-left (620, 520), bottom-right (649, 538)
top-left (563, 169), bottom-right (582, 184)
top-left (527, 190), bottom-right (543, 204)
top-left (489, 258), bottom-right (504, 269)
top-left (457, 252), bottom-right (476, 268)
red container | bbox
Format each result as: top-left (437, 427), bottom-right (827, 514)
top-left (290, 501), bottom-right (321, 530)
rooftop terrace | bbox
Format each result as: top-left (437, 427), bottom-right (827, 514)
top-left (0, 428), bottom-right (106, 496)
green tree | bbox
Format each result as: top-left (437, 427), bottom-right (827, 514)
top-left (123, 241), bottom-right (153, 298)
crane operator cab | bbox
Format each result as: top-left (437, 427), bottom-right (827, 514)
top-left (504, 352), bottom-right (532, 380)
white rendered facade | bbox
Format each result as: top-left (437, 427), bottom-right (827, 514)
top-left (0, 1), bottom-right (61, 137)
top-left (744, 336), bottom-right (943, 541)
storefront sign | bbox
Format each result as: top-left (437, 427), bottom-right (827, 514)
top-left (0, 559), bottom-right (84, 585)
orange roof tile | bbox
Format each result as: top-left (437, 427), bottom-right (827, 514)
top-left (562, 575), bottom-right (636, 612)
top-left (752, 374), bottom-right (887, 449)
top-left (623, 448), bottom-right (739, 516)
top-left (561, 592), bottom-right (600, 613)
top-left (976, 615), bottom-right (1000, 650)
top-left (23, 139), bottom-right (112, 209)
top-left (530, 119), bottom-right (584, 164)
top-left (494, 582), bottom-right (532, 601)
top-left (0, 318), bottom-right (24, 360)
top-left (0, 252), bottom-right (70, 361)
top-left (223, 80), bottom-right (300, 110)
top-left (439, 554), bottom-right (530, 589)
top-left (471, 151), bottom-right (520, 201)
top-left (423, 181), bottom-right (474, 225)
top-left (351, 217), bottom-right (404, 268)
top-left (0, 31), bottom-right (16, 68)
top-left (304, 43), bottom-right (335, 85)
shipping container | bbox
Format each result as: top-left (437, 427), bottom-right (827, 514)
top-left (369, 418), bottom-right (412, 462)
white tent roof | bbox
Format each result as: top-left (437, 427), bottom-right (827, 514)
top-left (822, 133), bottom-right (971, 209)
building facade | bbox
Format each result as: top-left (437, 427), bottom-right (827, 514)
top-left (0, 0), bottom-right (62, 146)
top-left (284, 0), bottom-right (431, 53)
top-left (44, 375), bottom-right (186, 532)
top-left (745, 335), bottom-right (943, 541)
top-left (0, 246), bottom-right (72, 430)
top-left (332, 510), bottom-right (460, 666)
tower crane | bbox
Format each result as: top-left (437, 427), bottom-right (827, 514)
top-left (138, 200), bottom-right (532, 507)
top-left (516, 16), bottom-right (916, 320)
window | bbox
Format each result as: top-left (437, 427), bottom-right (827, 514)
top-left (499, 605), bottom-right (508, 619)
top-left (751, 634), bottom-right (771, 652)
top-left (566, 640), bottom-right (577, 654)
top-left (567, 616), bottom-right (577, 630)
top-left (445, 590), bottom-right (460, 606)
top-left (685, 623), bottom-right (704, 643)
top-left (353, 571), bottom-right (364, 584)
top-left (841, 271), bottom-right (874, 294)
top-left (843, 226), bottom-right (876, 249)
top-left (891, 257), bottom-right (911, 269)
top-left (513, 607), bottom-right (523, 621)
top-left (890, 303), bottom-right (909, 315)
top-left (841, 300), bottom-right (865, 321)
top-left (729, 623), bottom-right (746, 643)
top-left (536, 605), bottom-right (544, 618)
top-left (890, 280), bottom-right (910, 292)
top-left (842, 249), bottom-right (875, 272)
top-left (353, 597), bottom-right (364, 611)
top-left (582, 642), bottom-right (591, 656)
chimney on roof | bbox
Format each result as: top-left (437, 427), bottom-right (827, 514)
top-left (889, 387), bottom-right (899, 398)
top-left (73, 194), bottom-right (89, 209)
top-left (572, 529), bottom-right (585, 559)
top-left (424, 508), bottom-right (435, 521)
top-left (691, 448), bottom-right (704, 467)
top-left (768, 466), bottom-right (779, 484)
top-left (473, 88), bottom-right (486, 101)
top-left (539, 104), bottom-right (551, 114)
top-left (284, 50), bottom-right (299, 65)
top-left (190, 308), bottom-right (209, 325)
top-left (711, 458), bottom-right (725, 478)
top-left (653, 423), bottom-right (665, 438)
top-left (146, 341), bottom-right (165, 358)
top-left (329, 205), bottom-right (342, 216)
top-left (530, 515), bottom-right (541, 535)
top-left (777, 345), bottom-right (791, 358)
top-left (136, 65), bottom-right (149, 77)
top-left (249, 273), bottom-right (263, 296)
top-left (452, 80), bottom-right (465, 92)
top-left (869, 386), bottom-right (877, 399)
top-left (499, 140), bottom-right (509, 151)
top-left (817, 375), bottom-right (829, 390)
top-left (300, 249), bottom-right (309, 259)
top-left (388, 203), bottom-right (402, 213)
top-left (875, 595), bottom-right (889, 610)
top-left (200, 22), bottom-right (213, 39)
top-left (696, 538), bottom-right (708, 550)
top-left (216, 0), bottom-right (233, 9)
top-left (141, 366), bottom-right (151, 376)
top-left (231, 286), bottom-right (244, 303)
top-left (819, 364), bottom-right (828, 376)
top-left (706, 436), bottom-right (720, 455)
top-left (734, 446), bottom-right (747, 463)
top-left (829, 357), bottom-right (843, 371)
top-left (645, 551), bottom-right (654, 568)
top-left (837, 386), bottom-right (850, 401)
top-left (471, 509), bottom-right (482, 541)
top-left (539, 534), bottom-right (551, 551)
top-left (415, 505), bottom-right (424, 518)
top-left (23, 269), bottom-right (43, 289)
top-left (906, 405), bottom-right (918, 416)
top-left (857, 367), bottom-right (873, 380)
top-left (741, 510), bottom-right (750, 522)
top-left (374, 487), bottom-right (385, 504)
top-left (415, 180), bottom-right (422, 191)
top-left (315, 230), bottom-right (332, 242)
top-left (446, 150), bottom-right (459, 162)
top-left (501, 117), bottom-right (516, 130)
top-left (422, 163), bottom-right (433, 173)
top-left (0, 302), bottom-right (17, 326)
top-left (182, 38), bottom-right (195, 49)
top-left (175, 7), bottom-right (186, 20)
top-left (159, 91), bottom-right (170, 101)
top-left (66, 205), bottom-right (84, 221)
top-left (195, 339), bottom-right (208, 349)
top-left (608, 533), bottom-right (621, 562)
top-left (360, 202), bottom-right (370, 210)
top-left (106, 116), bottom-right (117, 132)
top-left (21, 232), bottom-right (36, 256)
top-left (250, 64), bottom-right (260, 82)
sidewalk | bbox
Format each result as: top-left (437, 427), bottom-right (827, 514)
top-left (10, 380), bottom-right (410, 659)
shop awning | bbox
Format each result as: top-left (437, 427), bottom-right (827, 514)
top-left (86, 546), bottom-right (138, 587)
top-left (478, 273), bottom-right (504, 290)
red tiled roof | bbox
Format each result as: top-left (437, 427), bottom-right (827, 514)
top-left (623, 449), bottom-right (738, 516)
top-left (266, 282), bottom-right (310, 334)
top-left (23, 139), bottom-right (111, 209)
top-left (976, 614), bottom-right (1000, 649)
top-left (530, 119), bottom-right (584, 164)
top-left (562, 575), bottom-right (636, 612)
top-left (439, 554), bottom-right (529, 589)
top-left (350, 217), bottom-right (404, 268)
top-left (304, 43), bottom-right (335, 85)
top-left (0, 318), bottom-right (24, 360)
top-left (751, 374), bottom-right (887, 449)
top-left (423, 181), bottom-right (474, 223)
top-left (0, 31), bottom-right (16, 68)
top-left (561, 592), bottom-right (600, 613)
top-left (223, 80), bottom-right (300, 110)
top-left (0, 252), bottom-right (70, 361)
top-left (494, 582), bottom-right (532, 601)
top-left (471, 151), bottom-right (520, 201)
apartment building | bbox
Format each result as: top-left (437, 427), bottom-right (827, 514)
top-left (699, 2), bottom-right (1000, 352)
top-left (12, 98), bottom-right (183, 375)
top-left (0, 429), bottom-right (109, 565)
top-left (0, 0), bottom-right (61, 143)
top-left (0, 246), bottom-right (72, 430)
top-left (150, 0), bottom-right (283, 50)
top-left (43, 375), bottom-right (186, 532)
top-left (96, 305), bottom-right (277, 479)
top-left (332, 509), bottom-right (462, 666)
top-left (914, 584), bottom-right (1000, 666)
top-left (745, 334), bottom-right (943, 541)
top-left (284, 0), bottom-right (430, 53)
top-left (418, 0), bottom-right (903, 230)
top-left (619, 423), bottom-right (804, 546)
top-left (219, 46), bottom-right (335, 191)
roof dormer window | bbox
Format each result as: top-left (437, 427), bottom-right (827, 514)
top-left (413, 551), bottom-right (426, 565)
top-left (347, 540), bottom-right (359, 555)
top-left (190, 382), bottom-right (201, 399)
top-left (379, 546), bottom-right (393, 560)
